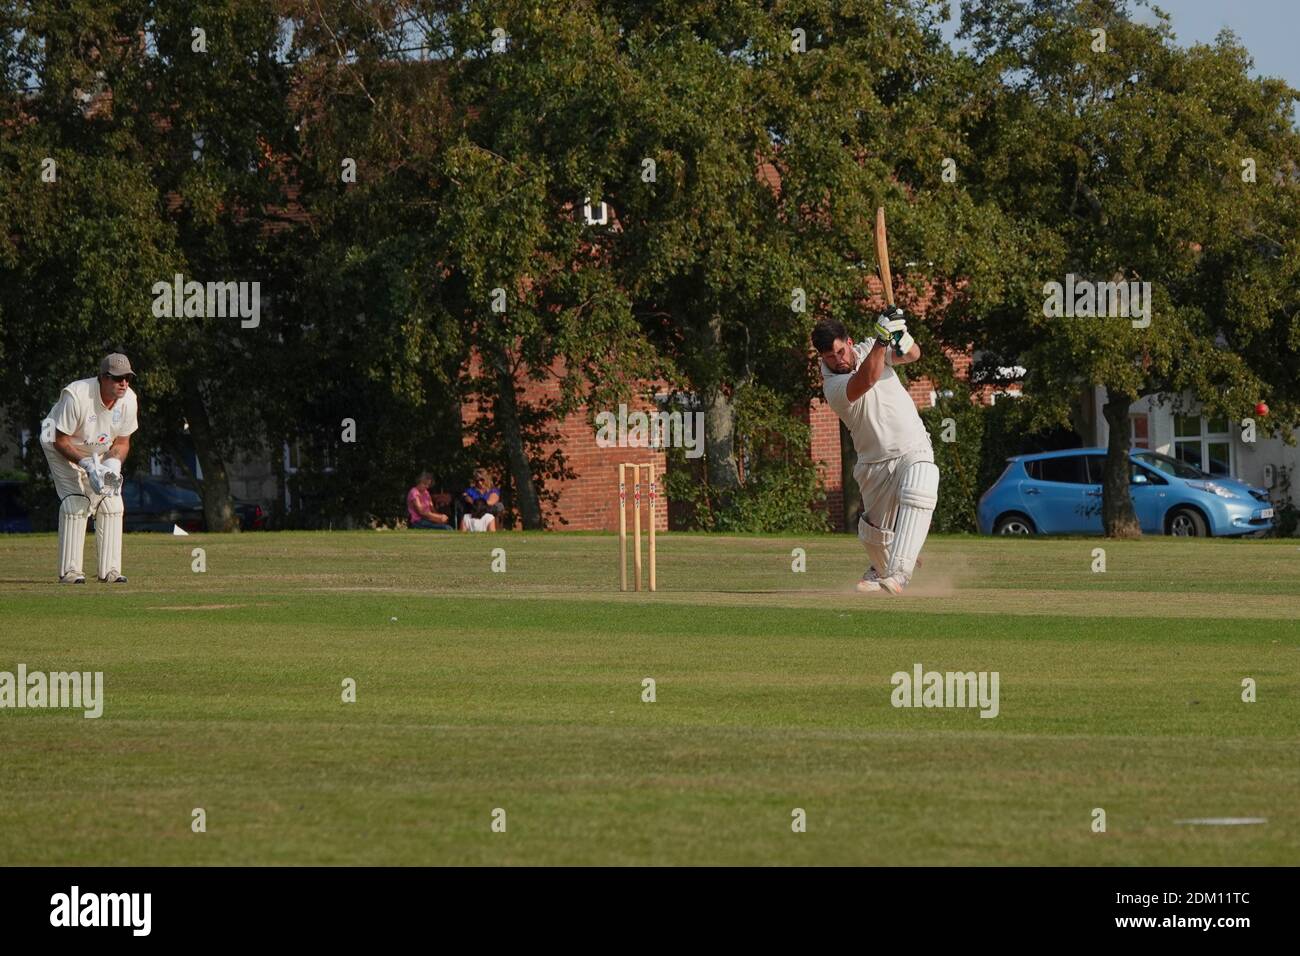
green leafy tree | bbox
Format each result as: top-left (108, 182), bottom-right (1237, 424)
top-left (955, 0), bottom-right (1300, 536)
top-left (0, 1), bottom-right (301, 532)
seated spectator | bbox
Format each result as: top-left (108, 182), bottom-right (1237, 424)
top-left (461, 468), bottom-right (505, 521)
top-left (460, 498), bottom-right (496, 532)
top-left (407, 472), bottom-right (452, 529)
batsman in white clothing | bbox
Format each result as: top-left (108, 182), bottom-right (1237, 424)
top-left (39, 353), bottom-right (140, 584)
top-left (813, 310), bottom-right (939, 594)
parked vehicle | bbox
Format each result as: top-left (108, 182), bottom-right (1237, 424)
top-left (121, 478), bottom-right (206, 533)
top-left (236, 501), bottom-right (269, 531)
top-left (0, 476), bottom-right (267, 533)
top-left (977, 448), bottom-right (1274, 537)
top-left (0, 480), bottom-right (33, 533)
top-left (119, 478), bottom-right (268, 532)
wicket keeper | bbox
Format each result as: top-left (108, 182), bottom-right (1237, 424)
top-left (813, 310), bottom-right (939, 594)
top-left (40, 353), bottom-right (138, 584)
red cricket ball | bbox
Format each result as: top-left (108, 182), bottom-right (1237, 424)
top-left (1255, 402), bottom-right (1269, 417)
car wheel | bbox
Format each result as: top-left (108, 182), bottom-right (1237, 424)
top-left (1167, 507), bottom-right (1208, 537)
top-left (993, 513), bottom-right (1036, 535)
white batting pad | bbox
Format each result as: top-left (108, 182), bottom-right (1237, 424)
top-left (96, 494), bottom-right (124, 580)
top-left (58, 496), bottom-right (89, 579)
top-left (857, 514), bottom-right (893, 575)
top-left (887, 460), bottom-right (939, 581)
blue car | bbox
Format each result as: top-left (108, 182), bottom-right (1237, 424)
top-left (977, 448), bottom-right (1275, 537)
top-left (0, 480), bottom-right (33, 533)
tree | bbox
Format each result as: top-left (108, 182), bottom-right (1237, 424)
top-left (0, 1), bottom-right (302, 532)
top-left (956, 0), bottom-right (1300, 536)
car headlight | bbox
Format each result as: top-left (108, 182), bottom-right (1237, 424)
top-left (1188, 481), bottom-right (1239, 499)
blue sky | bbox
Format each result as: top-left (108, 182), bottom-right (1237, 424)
top-left (940, 0), bottom-right (1300, 125)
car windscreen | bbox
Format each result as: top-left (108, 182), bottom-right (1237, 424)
top-left (151, 483), bottom-right (203, 507)
top-left (1132, 451), bottom-right (1204, 479)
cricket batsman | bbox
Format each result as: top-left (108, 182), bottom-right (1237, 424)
top-left (39, 353), bottom-right (139, 584)
top-left (813, 310), bottom-right (939, 594)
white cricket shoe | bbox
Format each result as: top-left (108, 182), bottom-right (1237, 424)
top-left (856, 568), bottom-right (885, 593)
top-left (879, 573), bottom-right (909, 595)
top-left (59, 572), bottom-right (86, 585)
top-left (99, 570), bottom-right (127, 584)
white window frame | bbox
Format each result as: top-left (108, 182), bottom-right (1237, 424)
top-left (283, 438), bottom-right (335, 475)
top-left (1173, 414), bottom-right (1233, 476)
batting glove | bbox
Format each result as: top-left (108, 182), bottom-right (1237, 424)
top-left (891, 327), bottom-right (915, 357)
top-left (874, 306), bottom-right (905, 342)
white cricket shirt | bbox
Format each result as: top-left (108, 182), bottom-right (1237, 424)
top-left (821, 340), bottom-right (930, 463)
top-left (47, 377), bottom-right (139, 457)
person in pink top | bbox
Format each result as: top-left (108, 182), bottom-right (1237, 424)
top-left (406, 472), bottom-right (452, 529)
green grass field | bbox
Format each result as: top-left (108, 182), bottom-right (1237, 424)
top-left (1, 530), bottom-right (1297, 865)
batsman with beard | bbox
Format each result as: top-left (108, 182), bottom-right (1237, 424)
top-left (813, 309), bottom-right (939, 594)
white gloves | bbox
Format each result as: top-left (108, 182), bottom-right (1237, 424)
top-left (79, 456), bottom-right (106, 494)
top-left (79, 454), bottom-right (122, 496)
top-left (100, 457), bottom-right (123, 496)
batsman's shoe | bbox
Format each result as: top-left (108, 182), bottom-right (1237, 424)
top-left (59, 572), bottom-right (86, 585)
top-left (856, 568), bottom-right (885, 593)
top-left (879, 574), bottom-right (909, 595)
top-left (99, 570), bottom-right (127, 584)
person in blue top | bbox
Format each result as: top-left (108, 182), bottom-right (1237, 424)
top-left (461, 468), bottom-right (505, 524)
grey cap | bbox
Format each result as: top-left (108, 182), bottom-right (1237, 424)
top-left (100, 353), bottom-right (134, 377)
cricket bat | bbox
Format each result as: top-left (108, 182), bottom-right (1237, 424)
top-left (875, 205), bottom-right (894, 307)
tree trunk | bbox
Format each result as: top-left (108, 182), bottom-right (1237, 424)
top-left (493, 347), bottom-right (543, 529)
top-left (703, 385), bottom-right (740, 490)
top-left (1101, 387), bottom-right (1141, 538)
top-left (701, 314), bottom-right (740, 495)
top-left (183, 386), bottom-right (240, 532)
top-left (271, 435), bottom-right (287, 529)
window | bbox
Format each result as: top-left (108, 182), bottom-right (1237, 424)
top-left (1130, 414), bottom-right (1149, 450)
top-left (1173, 414), bottom-right (1232, 477)
top-left (283, 438), bottom-right (335, 475)
top-left (1084, 455), bottom-right (1108, 484)
top-left (1129, 462), bottom-right (1166, 485)
top-left (1027, 456), bottom-right (1089, 484)
top-left (156, 484), bottom-right (201, 508)
top-left (121, 481), bottom-right (143, 510)
top-left (1133, 451), bottom-right (1204, 479)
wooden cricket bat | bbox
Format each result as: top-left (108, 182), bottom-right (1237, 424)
top-left (875, 206), bottom-right (894, 307)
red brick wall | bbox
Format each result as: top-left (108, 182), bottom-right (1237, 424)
top-left (539, 399), bottom-right (668, 532)
top-left (807, 400), bottom-right (845, 530)
top-left (462, 352), bottom-right (668, 531)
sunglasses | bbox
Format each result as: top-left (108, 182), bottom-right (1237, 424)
top-left (108, 374), bottom-right (134, 383)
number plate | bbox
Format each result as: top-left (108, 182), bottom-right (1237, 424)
top-left (1258, 508), bottom-right (1274, 519)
